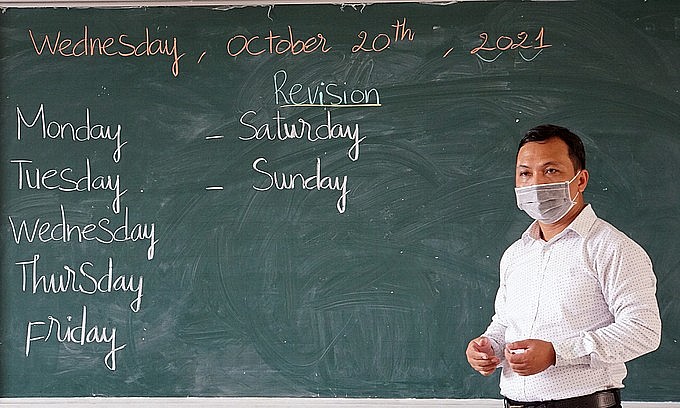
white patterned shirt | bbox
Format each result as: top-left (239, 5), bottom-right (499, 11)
top-left (483, 205), bottom-right (661, 401)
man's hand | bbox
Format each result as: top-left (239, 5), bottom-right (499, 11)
top-left (466, 336), bottom-right (500, 376)
top-left (504, 339), bottom-right (556, 376)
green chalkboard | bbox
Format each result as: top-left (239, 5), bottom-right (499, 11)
top-left (1, 0), bottom-right (679, 400)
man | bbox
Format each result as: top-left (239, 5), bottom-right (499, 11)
top-left (466, 124), bottom-right (661, 407)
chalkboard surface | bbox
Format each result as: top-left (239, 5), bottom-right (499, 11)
top-left (1, 1), bottom-right (679, 400)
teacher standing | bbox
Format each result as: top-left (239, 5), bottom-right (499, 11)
top-left (466, 124), bottom-right (661, 408)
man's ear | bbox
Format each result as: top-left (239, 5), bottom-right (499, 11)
top-left (577, 169), bottom-right (589, 193)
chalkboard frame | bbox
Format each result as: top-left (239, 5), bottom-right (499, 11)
top-left (2, 0), bottom-right (679, 404)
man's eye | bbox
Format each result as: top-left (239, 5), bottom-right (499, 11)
top-left (546, 169), bottom-right (558, 174)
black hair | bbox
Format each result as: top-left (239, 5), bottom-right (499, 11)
top-left (518, 124), bottom-right (586, 171)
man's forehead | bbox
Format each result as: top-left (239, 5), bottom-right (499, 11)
top-left (517, 139), bottom-right (571, 163)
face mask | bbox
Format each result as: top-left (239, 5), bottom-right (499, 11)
top-left (514, 171), bottom-right (581, 224)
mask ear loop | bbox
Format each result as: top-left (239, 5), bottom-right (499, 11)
top-left (548, 172), bottom-right (582, 224)
top-left (568, 170), bottom-right (582, 203)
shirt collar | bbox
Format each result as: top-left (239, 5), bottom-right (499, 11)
top-left (521, 204), bottom-right (598, 243)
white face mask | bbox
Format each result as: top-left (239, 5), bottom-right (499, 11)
top-left (514, 171), bottom-right (581, 224)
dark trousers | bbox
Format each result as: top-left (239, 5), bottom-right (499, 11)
top-left (504, 389), bottom-right (621, 408)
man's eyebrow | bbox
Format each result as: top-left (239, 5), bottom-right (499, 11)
top-left (516, 161), bottom-right (565, 168)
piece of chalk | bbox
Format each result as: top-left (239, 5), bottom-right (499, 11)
top-left (510, 348), bottom-right (527, 354)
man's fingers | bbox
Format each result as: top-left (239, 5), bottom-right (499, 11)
top-left (475, 337), bottom-right (488, 347)
top-left (466, 337), bottom-right (500, 376)
top-left (473, 356), bottom-right (500, 371)
top-left (478, 361), bottom-right (500, 376)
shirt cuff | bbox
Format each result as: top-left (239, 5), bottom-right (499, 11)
top-left (482, 332), bottom-right (505, 361)
top-left (553, 337), bottom-right (591, 367)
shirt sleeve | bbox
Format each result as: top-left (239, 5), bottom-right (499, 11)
top-left (553, 232), bottom-right (662, 368)
top-left (481, 246), bottom-right (513, 361)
